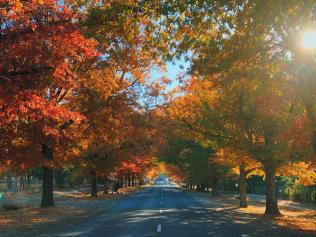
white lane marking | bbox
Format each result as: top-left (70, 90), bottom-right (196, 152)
top-left (161, 201), bottom-right (163, 205)
top-left (160, 209), bottom-right (163, 213)
top-left (157, 224), bottom-right (162, 232)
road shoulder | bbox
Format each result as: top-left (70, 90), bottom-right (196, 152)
top-left (0, 186), bottom-right (145, 237)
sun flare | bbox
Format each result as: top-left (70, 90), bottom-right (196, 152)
top-left (302, 31), bottom-right (316, 49)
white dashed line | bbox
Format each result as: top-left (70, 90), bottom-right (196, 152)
top-left (161, 201), bottom-right (163, 205)
top-left (157, 224), bottom-right (162, 232)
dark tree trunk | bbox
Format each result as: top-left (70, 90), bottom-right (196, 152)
top-left (20, 176), bottom-right (25, 189)
top-left (239, 165), bottom-right (248, 208)
top-left (41, 144), bottom-right (54, 208)
top-left (91, 170), bottom-right (97, 197)
top-left (26, 172), bottom-right (31, 187)
top-left (128, 175), bottom-right (131, 187)
top-left (139, 177), bottom-right (144, 186)
top-left (264, 166), bottom-right (281, 215)
top-left (125, 176), bottom-right (128, 187)
top-left (212, 173), bottom-right (220, 196)
top-left (201, 184), bottom-right (206, 192)
top-left (103, 176), bottom-right (108, 194)
top-left (196, 184), bottom-right (200, 191)
top-left (132, 174), bottom-right (135, 186)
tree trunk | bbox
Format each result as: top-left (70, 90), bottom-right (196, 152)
top-left (91, 170), bottom-right (97, 197)
top-left (132, 174), bottom-right (135, 186)
top-left (41, 144), bottom-right (54, 208)
top-left (239, 165), bottom-right (248, 208)
top-left (19, 176), bottom-right (24, 189)
top-left (196, 184), bottom-right (200, 191)
top-left (264, 166), bottom-right (281, 215)
top-left (139, 177), bottom-right (144, 186)
top-left (125, 176), bottom-right (128, 187)
top-left (202, 184), bottom-right (206, 192)
top-left (212, 173), bottom-right (220, 196)
top-left (26, 172), bottom-right (31, 187)
top-left (103, 176), bottom-right (108, 195)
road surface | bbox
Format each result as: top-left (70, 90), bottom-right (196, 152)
top-left (51, 176), bottom-right (314, 237)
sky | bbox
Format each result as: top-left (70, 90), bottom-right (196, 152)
top-left (151, 57), bottom-right (191, 92)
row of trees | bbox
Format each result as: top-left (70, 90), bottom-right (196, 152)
top-left (160, 0), bottom-right (316, 216)
top-left (0, 0), bottom-right (175, 207)
top-left (2, 0), bottom-right (316, 216)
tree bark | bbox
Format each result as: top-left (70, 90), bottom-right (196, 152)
top-left (103, 176), bottom-right (108, 195)
top-left (239, 165), bottom-right (248, 208)
top-left (41, 144), bottom-right (54, 208)
top-left (264, 166), bottom-right (281, 215)
top-left (132, 174), bottom-right (135, 186)
top-left (139, 177), bottom-right (144, 186)
top-left (26, 172), bottom-right (31, 187)
top-left (125, 176), bottom-right (128, 187)
top-left (91, 170), bottom-right (97, 197)
top-left (212, 173), bottom-right (220, 196)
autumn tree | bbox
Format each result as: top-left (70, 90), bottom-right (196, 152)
top-left (0, 0), bottom-right (97, 207)
top-left (215, 148), bottom-right (262, 207)
top-left (186, 1), bottom-right (316, 215)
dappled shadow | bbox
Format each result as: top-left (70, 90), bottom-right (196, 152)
top-left (51, 186), bottom-right (315, 237)
top-left (53, 206), bottom-right (314, 237)
top-left (0, 206), bottom-right (90, 237)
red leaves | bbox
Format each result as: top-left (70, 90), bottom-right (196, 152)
top-left (0, 0), bottom-right (97, 170)
top-left (116, 156), bottom-right (154, 176)
top-left (1, 0), bottom-right (98, 85)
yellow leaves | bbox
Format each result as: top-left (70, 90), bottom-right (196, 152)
top-left (14, 2), bottom-right (23, 10)
top-left (11, 137), bottom-right (30, 147)
top-left (214, 147), bottom-right (262, 176)
top-left (247, 168), bottom-right (264, 178)
top-left (280, 162), bottom-right (316, 186)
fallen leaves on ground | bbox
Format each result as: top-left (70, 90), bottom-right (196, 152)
top-left (210, 194), bottom-right (316, 232)
top-left (0, 206), bottom-right (88, 230)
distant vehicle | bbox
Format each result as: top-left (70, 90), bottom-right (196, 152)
top-left (180, 181), bottom-right (187, 188)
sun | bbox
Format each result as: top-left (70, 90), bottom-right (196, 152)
top-left (302, 31), bottom-right (316, 49)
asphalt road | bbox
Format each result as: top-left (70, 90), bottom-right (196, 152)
top-left (51, 176), bottom-right (314, 237)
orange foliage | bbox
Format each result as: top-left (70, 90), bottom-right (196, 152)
top-left (0, 0), bottom-right (97, 170)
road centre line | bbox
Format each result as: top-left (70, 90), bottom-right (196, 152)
top-left (157, 224), bottom-right (162, 232)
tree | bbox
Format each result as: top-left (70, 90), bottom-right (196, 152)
top-left (0, 0), bottom-right (97, 207)
top-left (186, 1), bottom-right (316, 215)
top-left (215, 148), bottom-right (262, 207)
